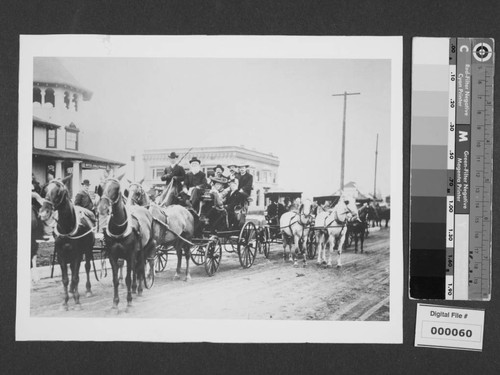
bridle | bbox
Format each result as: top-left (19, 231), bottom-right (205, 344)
top-left (44, 180), bottom-right (68, 211)
top-left (101, 179), bottom-right (129, 230)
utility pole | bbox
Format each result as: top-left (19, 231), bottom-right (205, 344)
top-left (373, 133), bottom-right (379, 199)
top-left (332, 91), bottom-right (360, 190)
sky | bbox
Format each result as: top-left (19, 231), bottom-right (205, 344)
top-left (59, 57), bottom-right (392, 198)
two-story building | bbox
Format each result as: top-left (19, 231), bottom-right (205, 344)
top-left (32, 57), bottom-right (124, 198)
top-left (143, 145), bottom-right (280, 210)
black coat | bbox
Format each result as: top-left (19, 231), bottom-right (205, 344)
top-left (161, 164), bottom-right (185, 190)
top-left (225, 190), bottom-right (245, 209)
top-left (184, 171), bottom-right (208, 189)
top-left (238, 173), bottom-right (253, 195)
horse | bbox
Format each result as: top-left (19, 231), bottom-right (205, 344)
top-left (40, 178), bottom-right (95, 310)
top-left (128, 182), bottom-right (196, 281)
top-left (368, 202), bottom-right (381, 227)
top-left (279, 199), bottom-right (313, 267)
top-left (314, 196), bottom-right (356, 267)
top-left (378, 206), bottom-right (390, 228)
top-left (345, 204), bottom-right (369, 253)
top-left (97, 178), bottom-right (155, 309)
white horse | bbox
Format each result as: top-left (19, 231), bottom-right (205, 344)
top-left (280, 199), bottom-right (313, 267)
top-left (314, 195), bottom-right (358, 267)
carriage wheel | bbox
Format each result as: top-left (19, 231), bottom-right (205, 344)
top-left (191, 244), bottom-right (206, 265)
top-left (204, 240), bottom-right (222, 276)
top-left (155, 246), bottom-right (168, 272)
top-left (143, 257), bottom-right (155, 289)
top-left (259, 226), bottom-right (271, 258)
top-left (306, 230), bottom-right (317, 260)
top-left (237, 222), bottom-right (257, 268)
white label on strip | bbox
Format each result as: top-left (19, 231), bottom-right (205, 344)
top-left (415, 303), bottom-right (484, 351)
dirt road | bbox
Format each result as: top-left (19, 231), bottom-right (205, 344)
top-left (30, 228), bottom-right (390, 320)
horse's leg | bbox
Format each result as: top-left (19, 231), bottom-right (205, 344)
top-left (109, 245), bottom-right (120, 309)
top-left (70, 255), bottom-right (83, 310)
top-left (136, 249), bottom-right (144, 296)
top-left (316, 231), bottom-right (323, 265)
top-left (326, 232), bottom-right (334, 267)
top-left (292, 234), bottom-right (299, 267)
top-left (281, 232), bottom-right (287, 261)
top-left (360, 228), bottom-right (365, 253)
top-left (354, 230), bottom-right (359, 253)
top-left (302, 230), bottom-right (308, 267)
top-left (84, 248), bottom-right (92, 297)
top-left (131, 256), bottom-right (138, 294)
top-left (58, 245), bottom-right (70, 311)
top-left (118, 258), bottom-right (124, 285)
top-left (31, 254), bottom-right (39, 283)
top-left (174, 243), bottom-right (182, 280)
top-left (184, 240), bottom-right (191, 281)
top-left (126, 253), bottom-right (134, 307)
top-left (336, 231), bottom-right (346, 267)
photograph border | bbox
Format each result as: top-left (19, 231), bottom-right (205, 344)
top-left (17, 35), bottom-right (403, 343)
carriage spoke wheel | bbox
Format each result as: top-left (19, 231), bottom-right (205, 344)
top-left (155, 246), bottom-right (168, 272)
top-left (143, 257), bottom-right (155, 289)
top-left (237, 222), bottom-right (257, 268)
top-left (191, 244), bottom-right (206, 266)
top-left (306, 230), bottom-right (317, 260)
top-left (204, 240), bottom-right (222, 276)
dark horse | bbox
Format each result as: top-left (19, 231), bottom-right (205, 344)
top-left (346, 204), bottom-right (369, 253)
top-left (128, 182), bottom-right (196, 281)
top-left (41, 179), bottom-right (95, 310)
top-left (97, 178), bottom-right (155, 308)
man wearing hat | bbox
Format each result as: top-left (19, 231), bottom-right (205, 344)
top-left (238, 164), bottom-right (253, 198)
top-left (224, 178), bottom-right (245, 229)
top-left (74, 179), bottom-right (94, 212)
top-left (183, 156), bottom-right (208, 211)
top-left (214, 164), bottom-right (225, 179)
top-left (227, 164), bottom-right (241, 182)
top-left (161, 151), bottom-right (186, 193)
top-left (209, 175), bottom-right (229, 209)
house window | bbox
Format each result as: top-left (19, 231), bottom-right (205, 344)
top-left (256, 171), bottom-right (260, 182)
top-left (64, 91), bottom-right (70, 109)
top-left (152, 168), bottom-right (164, 180)
top-left (45, 88), bottom-right (55, 107)
top-left (65, 130), bottom-right (78, 150)
top-left (33, 87), bottom-right (41, 104)
top-left (46, 128), bottom-right (57, 148)
top-left (73, 93), bottom-right (79, 111)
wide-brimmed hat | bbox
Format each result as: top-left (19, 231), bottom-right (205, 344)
top-left (214, 164), bottom-right (224, 172)
top-left (82, 179), bottom-right (90, 186)
top-left (210, 176), bottom-right (228, 184)
top-left (227, 164), bottom-right (237, 168)
top-left (168, 152), bottom-right (179, 159)
top-left (189, 156), bottom-right (201, 164)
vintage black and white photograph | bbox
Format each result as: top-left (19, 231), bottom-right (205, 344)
top-left (18, 36), bottom-right (402, 342)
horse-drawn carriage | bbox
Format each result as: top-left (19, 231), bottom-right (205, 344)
top-left (258, 191), bottom-right (317, 262)
top-left (131, 183), bottom-right (260, 289)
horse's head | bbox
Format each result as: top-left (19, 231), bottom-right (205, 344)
top-left (298, 199), bottom-right (313, 225)
top-left (127, 183), bottom-right (149, 206)
top-left (41, 179), bottom-right (70, 215)
top-left (97, 178), bottom-right (122, 216)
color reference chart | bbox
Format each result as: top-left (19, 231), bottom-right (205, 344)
top-left (410, 38), bottom-right (494, 300)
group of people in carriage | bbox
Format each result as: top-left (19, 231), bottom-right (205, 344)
top-left (157, 152), bottom-right (254, 232)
